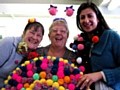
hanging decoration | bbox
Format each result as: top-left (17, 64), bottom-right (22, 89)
top-left (64, 5), bottom-right (74, 17)
top-left (48, 5), bottom-right (58, 16)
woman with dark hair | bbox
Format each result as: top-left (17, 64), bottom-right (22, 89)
top-left (0, 18), bottom-right (44, 88)
top-left (71, 2), bottom-right (120, 90)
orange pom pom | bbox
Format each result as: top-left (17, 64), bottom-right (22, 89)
top-left (64, 76), bottom-right (70, 83)
top-left (58, 79), bottom-right (64, 85)
top-left (92, 36), bottom-right (99, 43)
top-left (39, 71), bottom-right (46, 79)
top-left (24, 83), bottom-right (29, 88)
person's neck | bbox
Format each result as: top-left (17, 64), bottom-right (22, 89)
top-left (48, 45), bottom-right (66, 57)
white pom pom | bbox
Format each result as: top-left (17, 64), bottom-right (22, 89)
top-left (73, 36), bottom-right (78, 40)
top-left (76, 57), bottom-right (82, 64)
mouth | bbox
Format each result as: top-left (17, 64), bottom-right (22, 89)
top-left (28, 38), bottom-right (38, 44)
top-left (55, 36), bottom-right (62, 41)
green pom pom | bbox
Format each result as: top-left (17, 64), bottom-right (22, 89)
top-left (21, 88), bottom-right (26, 90)
top-left (33, 73), bottom-right (40, 80)
top-left (52, 75), bottom-right (58, 82)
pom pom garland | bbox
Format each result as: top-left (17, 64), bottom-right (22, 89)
top-left (2, 56), bottom-right (85, 90)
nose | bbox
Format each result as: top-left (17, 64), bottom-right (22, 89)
top-left (84, 17), bottom-right (89, 23)
top-left (32, 34), bottom-right (38, 39)
top-left (56, 30), bottom-right (61, 34)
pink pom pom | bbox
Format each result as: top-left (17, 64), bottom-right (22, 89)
top-left (27, 70), bottom-right (33, 77)
top-left (77, 44), bottom-right (84, 50)
top-left (70, 74), bottom-right (75, 80)
top-left (79, 66), bottom-right (85, 72)
top-left (17, 83), bottom-right (23, 90)
top-left (16, 76), bottom-right (22, 83)
top-left (42, 58), bottom-right (49, 63)
top-left (68, 83), bottom-right (75, 90)
top-left (66, 8), bottom-right (74, 17)
top-left (58, 61), bottom-right (64, 66)
top-left (57, 70), bottom-right (64, 79)
top-left (77, 34), bottom-right (80, 37)
top-left (49, 7), bottom-right (57, 16)
top-left (78, 37), bottom-right (84, 41)
top-left (58, 66), bottom-right (64, 71)
top-left (27, 64), bottom-right (32, 70)
top-left (75, 74), bottom-right (81, 80)
top-left (12, 73), bottom-right (18, 80)
top-left (40, 63), bottom-right (48, 70)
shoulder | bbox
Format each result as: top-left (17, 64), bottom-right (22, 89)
top-left (36, 45), bottom-right (50, 56)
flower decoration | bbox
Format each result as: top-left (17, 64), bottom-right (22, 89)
top-left (17, 41), bottom-right (28, 54)
top-left (64, 5), bottom-right (74, 17)
top-left (48, 5), bottom-right (58, 16)
top-left (1, 56), bottom-right (85, 90)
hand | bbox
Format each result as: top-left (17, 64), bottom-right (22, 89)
top-left (76, 72), bottom-right (103, 90)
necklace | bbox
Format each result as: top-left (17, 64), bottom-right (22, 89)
top-left (70, 30), bottom-right (103, 67)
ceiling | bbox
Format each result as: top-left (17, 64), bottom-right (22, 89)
top-left (0, 0), bottom-right (120, 17)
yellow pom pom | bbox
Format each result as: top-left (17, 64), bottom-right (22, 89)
top-left (46, 79), bottom-right (53, 86)
top-left (26, 88), bottom-right (32, 90)
top-left (80, 72), bottom-right (83, 75)
top-left (33, 57), bottom-right (38, 61)
top-left (59, 86), bottom-right (65, 90)
top-left (29, 18), bottom-right (35, 23)
top-left (52, 56), bottom-right (56, 60)
top-left (64, 60), bottom-right (68, 63)
top-left (7, 75), bottom-right (11, 80)
top-left (47, 56), bottom-right (51, 59)
top-left (52, 82), bottom-right (59, 88)
top-left (33, 80), bottom-right (40, 83)
top-left (39, 56), bottom-right (44, 60)
top-left (21, 63), bottom-right (25, 66)
top-left (16, 67), bottom-right (20, 70)
top-left (71, 63), bottom-right (75, 67)
top-left (4, 80), bottom-right (8, 84)
top-left (59, 58), bottom-right (63, 61)
top-left (40, 79), bottom-right (46, 83)
top-left (1, 88), bottom-right (5, 90)
top-left (24, 61), bottom-right (30, 65)
top-left (29, 83), bottom-right (35, 89)
top-left (12, 70), bottom-right (16, 73)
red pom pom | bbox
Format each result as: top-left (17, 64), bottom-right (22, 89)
top-left (49, 7), bottom-right (57, 16)
top-left (92, 36), bottom-right (99, 43)
top-left (77, 44), bottom-right (84, 50)
top-left (79, 66), bottom-right (85, 72)
top-left (66, 8), bottom-right (74, 17)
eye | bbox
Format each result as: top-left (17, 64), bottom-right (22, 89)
top-left (80, 15), bottom-right (85, 20)
top-left (88, 14), bottom-right (93, 18)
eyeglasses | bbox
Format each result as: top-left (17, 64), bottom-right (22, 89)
top-left (52, 29), bottom-right (68, 34)
top-left (53, 18), bottom-right (67, 23)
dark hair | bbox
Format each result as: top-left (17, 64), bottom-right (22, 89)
top-left (76, 2), bottom-right (111, 31)
top-left (24, 22), bottom-right (44, 36)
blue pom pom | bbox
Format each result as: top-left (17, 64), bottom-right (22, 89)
top-left (21, 72), bottom-right (27, 77)
top-left (51, 68), bottom-right (57, 75)
top-left (73, 68), bottom-right (80, 75)
top-left (37, 66), bottom-right (42, 73)
top-left (8, 79), bottom-right (14, 85)
top-left (12, 80), bottom-right (18, 86)
top-left (36, 60), bottom-right (42, 66)
top-left (21, 66), bottom-right (27, 72)
top-left (64, 68), bottom-right (71, 76)
top-left (72, 44), bottom-right (77, 50)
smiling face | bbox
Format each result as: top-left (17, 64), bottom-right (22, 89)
top-left (79, 8), bottom-right (99, 33)
top-left (22, 26), bottom-right (43, 50)
top-left (49, 24), bottom-right (68, 48)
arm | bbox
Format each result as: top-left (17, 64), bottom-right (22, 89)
top-left (0, 37), bottom-right (14, 67)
